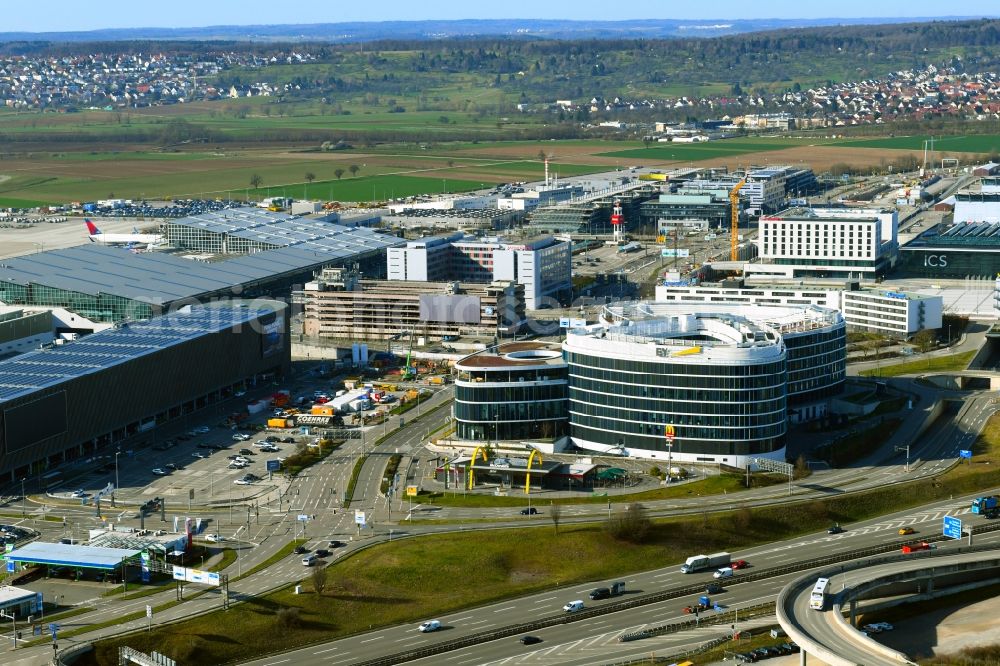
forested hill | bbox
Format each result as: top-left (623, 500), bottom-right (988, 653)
top-left (0, 16), bottom-right (989, 44)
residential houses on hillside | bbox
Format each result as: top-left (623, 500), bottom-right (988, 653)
top-left (542, 65), bottom-right (1000, 130)
top-left (0, 50), bottom-right (316, 110)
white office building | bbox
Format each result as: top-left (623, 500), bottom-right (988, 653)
top-left (655, 277), bottom-right (942, 339)
top-left (387, 234), bottom-right (572, 309)
top-left (753, 207), bottom-right (898, 279)
top-left (841, 290), bottom-right (942, 338)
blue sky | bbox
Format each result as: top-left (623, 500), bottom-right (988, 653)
top-left (3, 1), bottom-right (992, 33)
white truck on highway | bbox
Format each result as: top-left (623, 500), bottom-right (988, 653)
top-left (680, 551), bottom-right (731, 574)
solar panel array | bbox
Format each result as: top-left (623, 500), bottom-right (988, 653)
top-left (167, 207), bottom-right (399, 256)
top-left (0, 303), bottom-right (276, 403)
top-left (938, 221), bottom-right (1000, 245)
top-left (0, 208), bottom-right (404, 305)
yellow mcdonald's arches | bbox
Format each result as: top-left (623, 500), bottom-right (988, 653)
top-left (664, 424), bottom-right (675, 439)
top-left (467, 446), bottom-right (489, 490)
top-left (525, 449), bottom-right (543, 494)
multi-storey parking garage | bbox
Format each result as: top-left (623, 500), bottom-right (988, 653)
top-left (563, 303), bottom-right (845, 466)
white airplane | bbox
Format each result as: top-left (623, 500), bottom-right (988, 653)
top-left (85, 219), bottom-right (164, 246)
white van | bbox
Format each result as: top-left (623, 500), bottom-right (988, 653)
top-left (713, 567), bottom-right (734, 579)
top-left (562, 600), bottom-right (585, 613)
top-left (301, 554), bottom-right (318, 566)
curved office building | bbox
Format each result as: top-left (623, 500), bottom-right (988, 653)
top-left (564, 302), bottom-right (844, 467)
top-left (454, 342), bottom-right (569, 442)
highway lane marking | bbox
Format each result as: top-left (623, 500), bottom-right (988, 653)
top-left (359, 636), bottom-right (382, 643)
top-left (533, 596), bottom-right (557, 603)
top-left (261, 660), bottom-right (290, 666)
top-left (313, 647), bottom-right (340, 655)
top-left (467, 619), bottom-right (490, 625)
top-left (494, 605), bottom-right (517, 613)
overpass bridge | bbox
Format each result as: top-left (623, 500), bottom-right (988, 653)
top-left (778, 542), bottom-right (1000, 666)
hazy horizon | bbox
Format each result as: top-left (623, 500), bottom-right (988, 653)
top-left (2, 1), bottom-right (992, 34)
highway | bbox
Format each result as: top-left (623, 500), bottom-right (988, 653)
top-left (238, 494), bottom-right (1000, 666)
top-left (4, 363), bottom-right (994, 666)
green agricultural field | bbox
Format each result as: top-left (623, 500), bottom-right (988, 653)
top-left (0, 196), bottom-right (49, 208)
top-left (841, 134), bottom-right (1000, 153)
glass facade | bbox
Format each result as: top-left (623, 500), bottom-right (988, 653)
top-left (897, 248), bottom-right (1000, 279)
top-left (783, 324), bottom-right (846, 403)
top-left (566, 350), bottom-right (787, 456)
top-left (454, 363), bottom-right (568, 441)
top-left (0, 281), bottom-right (154, 323)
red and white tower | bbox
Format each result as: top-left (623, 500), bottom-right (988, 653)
top-left (610, 199), bottom-right (624, 243)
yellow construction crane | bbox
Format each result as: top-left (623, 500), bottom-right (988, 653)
top-left (730, 179), bottom-right (746, 261)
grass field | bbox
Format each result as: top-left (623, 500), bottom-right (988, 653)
top-left (79, 408), bottom-right (1000, 665)
top-left (859, 351), bottom-right (976, 377)
top-left (841, 134), bottom-right (1000, 154)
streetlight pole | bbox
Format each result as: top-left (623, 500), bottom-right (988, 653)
top-left (20, 478), bottom-right (25, 518)
top-left (895, 445), bottom-right (911, 473)
top-left (115, 450), bottom-right (121, 498)
top-left (0, 610), bottom-right (16, 648)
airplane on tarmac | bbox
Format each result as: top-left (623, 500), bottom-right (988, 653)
top-left (85, 219), bottom-right (164, 247)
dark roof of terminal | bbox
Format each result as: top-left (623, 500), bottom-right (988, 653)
top-left (456, 341), bottom-right (565, 369)
top-left (0, 301), bottom-right (283, 403)
top-left (0, 227), bottom-right (401, 305)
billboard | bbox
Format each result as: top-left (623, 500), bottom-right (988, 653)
top-left (661, 248), bottom-right (691, 258)
top-left (172, 565), bottom-right (221, 586)
top-left (260, 315), bottom-right (285, 358)
top-left (419, 294), bottom-right (481, 324)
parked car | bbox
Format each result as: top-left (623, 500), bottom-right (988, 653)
top-left (151, 468), bottom-right (169, 476)
top-left (192, 452), bottom-right (208, 459)
top-left (194, 426), bottom-right (210, 434)
top-left (239, 448), bottom-right (255, 456)
top-left (164, 463), bottom-right (178, 470)
top-left (232, 433), bottom-right (251, 442)
top-left (234, 478), bottom-right (252, 485)
top-left (418, 620), bottom-right (441, 633)
top-left (205, 534), bottom-right (224, 543)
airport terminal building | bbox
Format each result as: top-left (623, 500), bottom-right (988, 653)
top-left (562, 303), bottom-right (845, 467)
top-left (0, 209), bottom-right (401, 323)
top-left (0, 300), bottom-right (290, 482)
